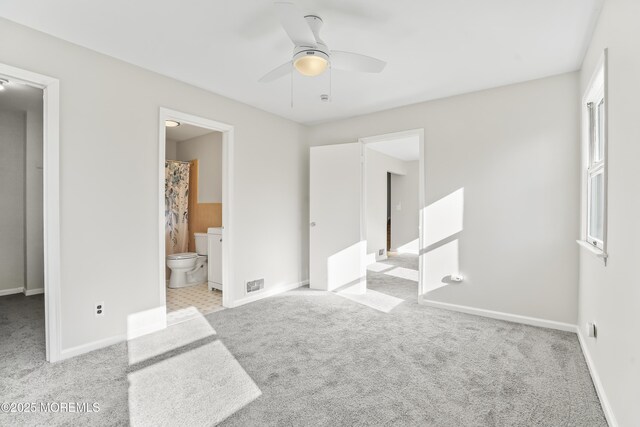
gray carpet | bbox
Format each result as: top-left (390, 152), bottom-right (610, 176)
top-left (0, 255), bottom-right (606, 426)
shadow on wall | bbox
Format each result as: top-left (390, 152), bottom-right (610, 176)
top-left (419, 188), bottom-right (465, 296)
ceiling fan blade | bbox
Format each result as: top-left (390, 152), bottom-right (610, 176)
top-left (259, 61), bottom-right (292, 83)
top-left (274, 2), bottom-right (317, 47)
top-left (331, 51), bottom-right (386, 73)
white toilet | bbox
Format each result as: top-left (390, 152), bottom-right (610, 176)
top-left (167, 233), bottom-right (208, 288)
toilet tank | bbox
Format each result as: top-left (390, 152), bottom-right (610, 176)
top-left (194, 233), bottom-right (208, 255)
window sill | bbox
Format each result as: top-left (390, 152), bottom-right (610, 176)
top-left (576, 240), bottom-right (608, 262)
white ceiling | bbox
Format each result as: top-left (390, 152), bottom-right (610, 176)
top-left (367, 136), bottom-right (420, 161)
top-left (166, 122), bottom-right (218, 142)
top-left (0, 0), bottom-right (603, 124)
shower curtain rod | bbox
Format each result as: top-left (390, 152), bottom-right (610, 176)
top-left (166, 160), bottom-right (191, 164)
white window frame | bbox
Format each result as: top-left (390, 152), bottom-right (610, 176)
top-left (579, 49), bottom-right (608, 262)
top-left (586, 95), bottom-right (605, 248)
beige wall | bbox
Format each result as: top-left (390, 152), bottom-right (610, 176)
top-left (309, 72), bottom-right (580, 324)
top-left (165, 139), bottom-right (177, 160)
top-left (577, 0), bottom-right (640, 425)
top-left (0, 17), bottom-right (308, 352)
top-left (175, 132), bottom-right (222, 203)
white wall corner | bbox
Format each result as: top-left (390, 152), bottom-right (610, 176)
top-left (576, 331), bottom-right (619, 427)
top-left (24, 287), bottom-right (44, 296)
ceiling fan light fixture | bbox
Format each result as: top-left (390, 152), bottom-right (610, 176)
top-left (293, 50), bottom-right (329, 77)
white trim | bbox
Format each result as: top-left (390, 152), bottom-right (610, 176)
top-left (576, 239), bottom-right (608, 260)
top-left (419, 298), bottom-right (577, 332)
top-left (59, 280), bottom-right (306, 360)
top-left (24, 287), bottom-right (44, 296)
top-left (358, 129), bottom-right (426, 299)
top-left (577, 331), bottom-right (618, 427)
top-left (0, 287), bottom-right (25, 297)
top-left (158, 108), bottom-right (235, 328)
top-left (580, 49), bottom-right (608, 264)
top-left (59, 334), bottom-right (127, 361)
top-left (0, 63), bottom-right (61, 363)
top-left (228, 280), bottom-right (308, 308)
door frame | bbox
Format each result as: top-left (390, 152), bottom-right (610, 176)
top-left (359, 129), bottom-right (425, 296)
top-left (0, 63), bottom-right (61, 362)
top-left (158, 108), bottom-right (235, 313)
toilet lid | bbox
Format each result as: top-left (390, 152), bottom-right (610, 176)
top-left (167, 252), bottom-right (198, 260)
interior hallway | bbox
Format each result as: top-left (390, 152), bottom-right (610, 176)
top-left (0, 261), bottom-right (605, 426)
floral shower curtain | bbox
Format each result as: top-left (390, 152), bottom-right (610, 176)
top-left (165, 160), bottom-right (190, 255)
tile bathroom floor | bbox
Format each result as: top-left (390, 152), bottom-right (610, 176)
top-left (166, 282), bottom-right (224, 324)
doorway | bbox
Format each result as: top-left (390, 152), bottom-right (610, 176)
top-left (361, 129), bottom-right (425, 297)
top-left (308, 129), bottom-right (425, 302)
top-left (158, 109), bottom-right (234, 326)
top-left (0, 63), bottom-right (61, 362)
top-left (164, 123), bottom-right (225, 322)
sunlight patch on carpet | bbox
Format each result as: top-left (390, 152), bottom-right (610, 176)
top-left (384, 267), bottom-right (419, 282)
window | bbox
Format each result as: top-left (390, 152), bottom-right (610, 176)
top-left (583, 55), bottom-right (607, 253)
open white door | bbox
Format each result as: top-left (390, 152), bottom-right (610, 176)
top-left (309, 143), bottom-right (366, 293)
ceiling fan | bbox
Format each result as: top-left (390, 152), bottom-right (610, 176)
top-left (259, 1), bottom-right (386, 82)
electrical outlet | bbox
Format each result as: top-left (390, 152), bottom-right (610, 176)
top-left (378, 249), bottom-right (384, 256)
top-left (95, 302), bottom-right (105, 317)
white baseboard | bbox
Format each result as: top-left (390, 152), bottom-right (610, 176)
top-left (229, 280), bottom-right (308, 308)
top-left (0, 287), bottom-right (24, 296)
top-left (59, 333), bottom-right (127, 361)
top-left (577, 331), bottom-right (618, 427)
top-left (60, 307), bottom-right (167, 361)
top-left (419, 298), bottom-right (577, 332)
top-left (24, 287), bottom-right (44, 296)
top-left (57, 280), bottom-right (308, 361)
top-left (58, 280), bottom-right (308, 361)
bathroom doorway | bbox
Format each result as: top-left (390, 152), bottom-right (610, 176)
top-left (158, 109), bottom-right (234, 325)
